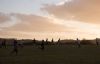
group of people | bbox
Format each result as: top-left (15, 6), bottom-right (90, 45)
top-left (0, 38), bottom-right (99, 55)
top-left (10, 39), bottom-right (45, 55)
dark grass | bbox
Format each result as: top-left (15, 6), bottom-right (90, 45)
top-left (0, 45), bottom-right (100, 64)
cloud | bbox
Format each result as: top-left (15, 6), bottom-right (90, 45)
top-left (0, 13), bottom-right (21, 29)
top-left (44, 14), bottom-right (100, 34)
top-left (0, 12), bottom-right (70, 40)
top-left (0, 13), bottom-right (67, 32)
top-left (0, 12), bottom-right (99, 40)
top-left (56, 0), bottom-right (73, 6)
top-left (43, 0), bottom-right (100, 24)
top-left (41, 0), bottom-right (100, 36)
top-left (1, 0), bottom-right (100, 40)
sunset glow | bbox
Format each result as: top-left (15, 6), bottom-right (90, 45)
top-left (0, 0), bottom-right (100, 40)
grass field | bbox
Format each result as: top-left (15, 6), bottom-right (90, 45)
top-left (0, 45), bottom-right (100, 64)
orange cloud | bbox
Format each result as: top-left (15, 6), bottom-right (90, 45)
top-left (0, 12), bottom-right (67, 32)
top-left (43, 0), bottom-right (100, 24)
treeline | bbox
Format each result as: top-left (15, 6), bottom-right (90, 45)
top-left (0, 38), bottom-right (100, 46)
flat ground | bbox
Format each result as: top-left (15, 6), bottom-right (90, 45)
top-left (0, 45), bottom-right (100, 64)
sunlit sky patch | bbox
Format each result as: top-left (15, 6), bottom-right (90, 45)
top-left (0, 0), bottom-right (100, 40)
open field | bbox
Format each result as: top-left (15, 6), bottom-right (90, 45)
top-left (0, 45), bottom-right (100, 64)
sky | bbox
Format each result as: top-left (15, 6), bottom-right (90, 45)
top-left (0, 0), bottom-right (100, 40)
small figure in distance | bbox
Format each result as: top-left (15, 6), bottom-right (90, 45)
top-left (96, 38), bottom-right (99, 46)
top-left (10, 39), bottom-right (18, 56)
top-left (76, 38), bottom-right (81, 48)
top-left (1, 39), bottom-right (6, 48)
top-left (51, 38), bottom-right (54, 45)
top-left (41, 40), bottom-right (45, 51)
top-left (57, 38), bottom-right (61, 45)
top-left (46, 38), bottom-right (48, 43)
top-left (33, 38), bottom-right (36, 44)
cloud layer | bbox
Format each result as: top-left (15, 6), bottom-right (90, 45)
top-left (43, 0), bottom-right (100, 24)
top-left (0, 0), bottom-right (100, 40)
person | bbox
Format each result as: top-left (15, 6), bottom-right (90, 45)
top-left (76, 38), bottom-right (81, 48)
top-left (51, 38), bottom-right (54, 45)
top-left (33, 38), bottom-right (36, 47)
top-left (33, 38), bottom-right (36, 43)
top-left (46, 38), bottom-right (48, 45)
top-left (0, 39), bottom-right (2, 48)
top-left (41, 40), bottom-right (45, 51)
top-left (96, 38), bottom-right (99, 46)
top-left (11, 39), bottom-right (18, 55)
top-left (1, 39), bottom-right (6, 48)
top-left (57, 38), bottom-right (61, 45)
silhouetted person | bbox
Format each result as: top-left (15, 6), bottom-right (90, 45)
top-left (0, 39), bottom-right (3, 48)
top-left (41, 40), bottom-right (45, 51)
top-left (51, 38), bottom-right (54, 45)
top-left (33, 38), bottom-right (36, 43)
top-left (46, 38), bottom-right (48, 44)
top-left (0, 44), bottom-right (1, 48)
top-left (57, 38), bottom-right (61, 45)
top-left (33, 38), bottom-right (36, 47)
top-left (11, 39), bottom-right (18, 55)
top-left (0, 40), bottom-right (2, 48)
top-left (76, 38), bottom-right (81, 48)
top-left (96, 38), bottom-right (99, 46)
top-left (1, 39), bottom-right (6, 48)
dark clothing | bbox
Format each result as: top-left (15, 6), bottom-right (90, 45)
top-left (11, 40), bottom-right (18, 55)
top-left (76, 38), bottom-right (81, 48)
top-left (41, 40), bottom-right (45, 50)
top-left (96, 38), bottom-right (99, 46)
top-left (1, 39), bottom-right (6, 48)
